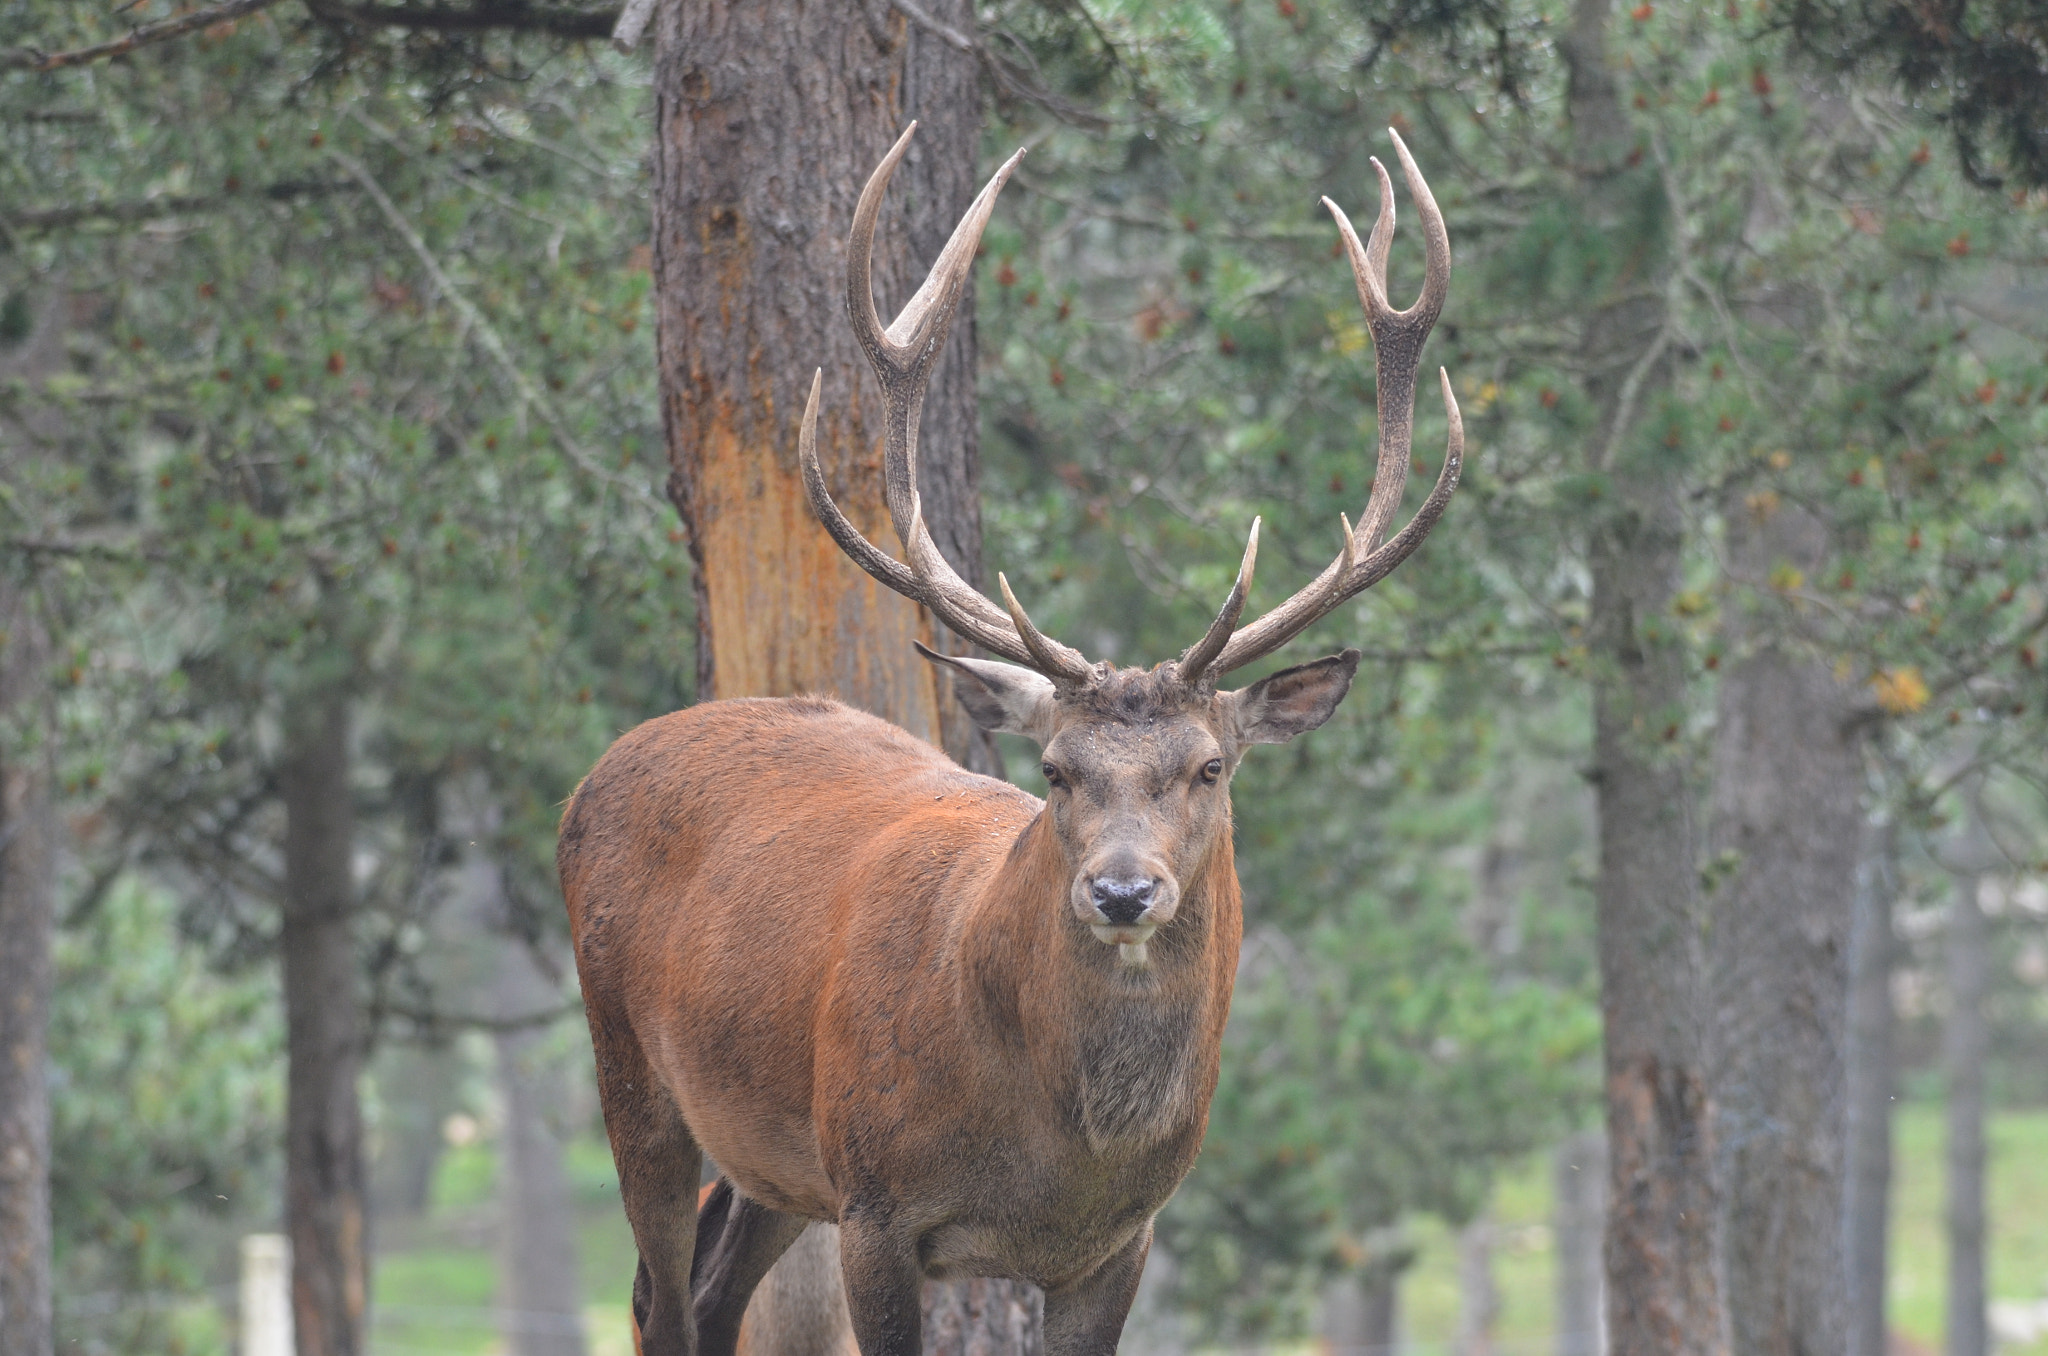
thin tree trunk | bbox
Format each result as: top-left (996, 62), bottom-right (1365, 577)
top-left (1360, 1268), bottom-right (1400, 1356)
top-left (1322, 1249), bottom-right (1408, 1356)
top-left (1562, 0), bottom-right (1726, 1350)
top-left (495, 1020), bottom-right (587, 1356)
top-left (279, 689), bottom-right (368, 1356)
top-left (483, 846), bottom-right (587, 1356)
top-left (1944, 865), bottom-right (1988, 1356)
top-left (1707, 499), bottom-right (1859, 1356)
top-left (0, 579), bottom-right (55, 1356)
top-left (1554, 1130), bottom-right (1607, 1356)
top-left (1844, 815), bottom-right (1898, 1356)
top-left (368, 1044), bottom-right (462, 1222)
top-left (1453, 1215), bottom-right (1498, 1356)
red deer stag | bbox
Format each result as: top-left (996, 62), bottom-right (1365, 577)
top-left (561, 123), bottom-right (1460, 1356)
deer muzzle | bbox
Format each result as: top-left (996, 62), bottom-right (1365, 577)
top-left (1077, 865), bottom-right (1179, 968)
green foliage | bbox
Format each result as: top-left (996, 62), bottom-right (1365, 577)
top-left (7, 0), bottom-right (2047, 1344)
top-left (1166, 889), bottom-right (1595, 1336)
top-left (4, 0), bottom-right (684, 1322)
top-left (1771, 0), bottom-right (2048, 188)
top-left (48, 877), bottom-right (281, 1341)
top-left (977, 0), bottom-right (2048, 1336)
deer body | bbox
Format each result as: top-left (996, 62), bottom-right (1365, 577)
top-left (568, 123), bottom-right (1461, 1356)
top-left (564, 696), bottom-right (1238, 1274)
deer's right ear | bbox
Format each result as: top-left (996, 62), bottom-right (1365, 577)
top-left (914, 642), bottom-right (1058, 742)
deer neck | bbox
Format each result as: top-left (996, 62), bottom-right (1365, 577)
top-left (962, 813), bottom-right (1241, 1154)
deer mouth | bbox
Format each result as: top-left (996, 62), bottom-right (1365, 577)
top-left (1089, 921), bottom-right (1158, 968)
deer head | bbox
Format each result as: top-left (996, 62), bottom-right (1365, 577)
top-left (801, 123), bottom-right (1461, 965)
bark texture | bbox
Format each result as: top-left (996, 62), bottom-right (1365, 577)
top-left (919, 1278), bottom-right (1044, 1356)
top-left (1707, 500), bottom-right (1860, 1356)
top-left (1563, 0), bottom-right (1726, 1350)
top-left (1844, 816), bottom-right (1897, 1356)
top-left (1943, 863), bottom-right (1988, 1356)
top-left (0, 578), bottom-right (55, 1356)
top-left (651, 0), bottom-right (995, 773)
top-left (1553, 1131), bottom-right (1607, 1356)
top-left (279, 690), bottom-right (368, 1356)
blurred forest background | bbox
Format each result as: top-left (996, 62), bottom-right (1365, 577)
top-left (1, 0), bottom-right (2046, 1355)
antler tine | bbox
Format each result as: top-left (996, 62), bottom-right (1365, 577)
top-left (803, 361), bottom-right (1060, 669)
top-left (845, 123), bottom-right (1032, 642)
top-left (1176, 518), bottom-right (1260, 688)
top-left (906, 496), bottom-right (1072, 671)
top-left (997, 572), bottom-right (1094, 685)
top-left (1206, 133), bottom-right (1461, 679)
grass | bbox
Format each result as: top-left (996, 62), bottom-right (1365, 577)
top-left (369, 1137), bottom-right (636, 1356)
top-left (365, 1106), bottom-right (2048, 1355)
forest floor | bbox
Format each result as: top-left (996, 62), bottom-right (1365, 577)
top-left (364, 1104), bottom-right (2048, 1356)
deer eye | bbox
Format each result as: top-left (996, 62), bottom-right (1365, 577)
top-left (1200, 758), bottom-right (1224, 785)
top-left (1041, 761), bottom-right (1064, 788)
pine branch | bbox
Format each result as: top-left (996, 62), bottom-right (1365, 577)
top-left (1, 0), bottom-right (286, 73)
top-left (8, 179), bottom-right (353, 234)
top-left (306, 0), bottom-right (620, 40)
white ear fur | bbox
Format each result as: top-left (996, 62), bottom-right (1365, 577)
top-left (914, 642), bottom-right (1058, 743)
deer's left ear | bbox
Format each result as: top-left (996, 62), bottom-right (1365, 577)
top-left (1226, 649), bottom-right (1361, 745)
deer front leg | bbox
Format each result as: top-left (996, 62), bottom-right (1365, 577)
top-left (1041, 1222), bottom-right (1152, 1356)
top-left (836, 1200), bottom-right (925, 1356)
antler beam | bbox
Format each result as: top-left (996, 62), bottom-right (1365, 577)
top-left (1192, 128), bottom-right (1464, 681)
top-left (799, 124), bottom-right (1095, 687)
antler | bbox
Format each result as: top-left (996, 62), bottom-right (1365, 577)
top-left (800, 124), bottom-right (1095, 687)
top-left (1180, 128), bottom-right (1464, 685)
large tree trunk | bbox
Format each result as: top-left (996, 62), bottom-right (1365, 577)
top-left (1562, 1), bottom-right (1726, 1351)
top-left (1553, 1131), bottom-right (1606, 1356)
top-left (0, 579), bottom-right (55, 1356)
top-left (1705, 498), bottom-right (1860, 1356)
top-left (495, 1014), bottom-right (588, 1356)
top-left (1943, 846), bottom-right (1989, 1356)
top-left (279, 689), bottom-right (368, 1356)
top-left (648, 3), bottom-right (1030, 1349)
top-left (651, 0), bottom-right (994, 773)
top-left (1844, 815), bottom-right (1898, 1356)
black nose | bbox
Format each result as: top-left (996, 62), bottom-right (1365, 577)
top-left (1090, 876), bottom-right (1156, 925)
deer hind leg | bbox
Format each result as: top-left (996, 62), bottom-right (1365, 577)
top-left (690, 1177), bottom-right (811, 1356)
top-left (589, 1002), bottom-right (704, 1356)
top-left (835, 1200), bottom-right (925, 1356)
top-left (1041, 1222), bottom-right (1152, 1356)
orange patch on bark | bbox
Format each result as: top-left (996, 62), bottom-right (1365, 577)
top-left (694, 410), bottom-right (941, 743)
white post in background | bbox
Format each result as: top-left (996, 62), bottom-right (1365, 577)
top-left (240, 1234), bottom-right (294, 1356)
